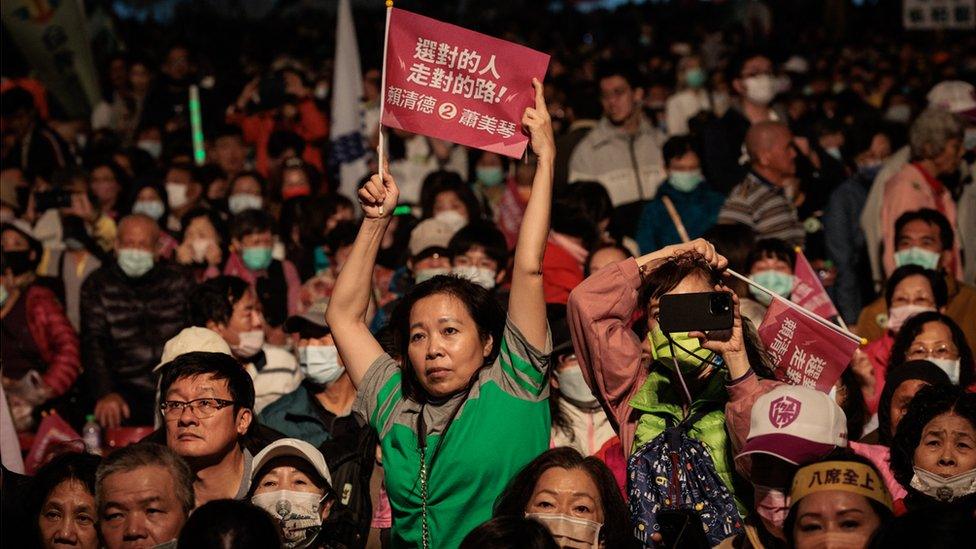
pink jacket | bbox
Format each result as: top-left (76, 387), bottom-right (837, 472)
top-left (881, 163), bottom-right (961, 279)
top-left (566, 258), bottom-right (779, 456)
top-left (223, 253), bottom-right (302, 317)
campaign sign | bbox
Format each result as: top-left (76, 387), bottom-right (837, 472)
top-left (381, 8), bottom-right (551, 158)
top-left (759, 298), bottom-right (859, 392)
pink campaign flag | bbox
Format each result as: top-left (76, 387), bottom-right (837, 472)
top-left (381, 8), bottom-right (550, 158)
top-left (758, 298), bottom-right (859, 392)
top-left (791, 248), bottom-right (840, 319)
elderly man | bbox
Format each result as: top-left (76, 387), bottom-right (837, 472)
top-left (96, 442), bottom-right (195, 549)
top-left (881, 108), bottom-right (965, 280)
top-left (717, 121), bottom-right (805, 247)
top-left (81, 214), bottom-right (193, 427)
top-left (159, 351), bottom-right (272, 506)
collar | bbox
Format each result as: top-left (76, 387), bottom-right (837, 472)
top-left (629, 366), bottom-right (728, 417)
top-left (747, 169), bottom-right (781, 190)
top-left (568, 119), bottom-right (598, 133)
top-left (912, 162), bottom-right (946, 195)
top-left (246, 350), bottom-right (268, 371)
top-left (590, 115), bottom-right (655, 147)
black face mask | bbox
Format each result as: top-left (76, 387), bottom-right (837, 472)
top-left (2, 251), bottom-right (34, 275)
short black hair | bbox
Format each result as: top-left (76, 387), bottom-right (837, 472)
top-left (595, 61), bottom-right (642, 90)
top-left (213, 123), bottom-right (244, 142)
top-left (0, 86), bottom-right (35, 116)
top-left (190, 276), bottom-right (251, 327)
top-left (883, 265), bottom-right (948, 308)
top-left (324, 220), bottom-right (359, 257)
top-left (179, 207), bottom-right (227, 244)
top-left (159, 351), bottom-right (255, 412)
top-left (419, 170), bottom-right (482, 222)
top-left (890, 384), bottom-right (976, 504)
top-left (460, 516), bottom-right (558, 549)
top-left (267, 130), bottom-right (305, 159)
top-left (230, 170), bottom-right (267, 196)
top-left (747, 238), bottom-right (797, 271)
top-left (894, 208), bottom-right (954, 252)
top-left (449, 222), bottom-right (509, 270)
top-left (662, 135), bottom-right (699, 166)
top-left (177, 499), bottom-right (282, 548)
top-left (231, 208), bottom-right (276, 241)
top-left (726, 51), bottom-right (772, 83)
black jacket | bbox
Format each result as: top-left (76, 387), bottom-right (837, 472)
top-left (80, 261), bottom-right (194, 415)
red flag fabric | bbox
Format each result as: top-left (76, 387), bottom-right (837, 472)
top-left (791, 248), bottom-right (840, 319)
top-left (381, 8), bottom-right (550, 158)
top-left (24, 412), bottom-right (82, 474)
top-left (758, 298), bottom-right (859, 392)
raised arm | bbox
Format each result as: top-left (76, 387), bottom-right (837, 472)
top-left (325, 173), bottom-right (399, 388)
top-left (508, 78), bottom-right (554, 350)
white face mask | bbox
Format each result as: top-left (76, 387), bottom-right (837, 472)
top-left (743, 74), bottom-right (777, 106)
top-left (886, 304), bottom-right (935, 333)
top-left (433, 209), bottom-right (467, 232)
top-left (233, 329), bottom-right (265, 358)
top-left (753, 484), bottom-right (790, 535)
top-left (910, 466), bottom-right (976, 502)
top-left (251, 490), bottom-right (324, 549)
top-left (927, 358), bottom-right (961, 385)
top-left (415, 267), bottom-right (450, 284)
top-left (137, 140), bottom-right (162, 159)
top-left (165, 182), bottom-right (189, 209)
top-left (299, 345), bottom-right (345, 385)
top-left (452, 265), bottom-right (496, 289)
top-left (228, 193), bottom-right (263, 215)
top-left (526, 512), bottom-right (602, 549)
top-left (555, 366), bottom-right (598, 407)
top-left (191, 238), bottom-right (212, 263)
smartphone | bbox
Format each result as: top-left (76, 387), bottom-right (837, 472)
top-left (658, 291), bottom-right (733, 333)
top-left (656, 509), bottom-right (710, 548)
top-left (35, 190), bottom-right (72, 211)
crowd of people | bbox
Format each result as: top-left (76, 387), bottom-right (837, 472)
top-left (2, 1), bottom-right (976, 548)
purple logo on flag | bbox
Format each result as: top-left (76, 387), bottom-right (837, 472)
top-left (769, 396), bottom-right (802, 429)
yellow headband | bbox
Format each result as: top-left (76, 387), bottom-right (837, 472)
top-left (790, 461), bottom-right (893, 511)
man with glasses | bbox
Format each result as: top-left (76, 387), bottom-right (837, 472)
top-left (158, 351), bottom-right (261, 507)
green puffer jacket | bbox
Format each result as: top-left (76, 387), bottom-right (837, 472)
top-left (630, 367), bottom-right (748, 517)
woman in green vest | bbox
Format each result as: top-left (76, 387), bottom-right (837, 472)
top-left (327, 80), bottom-right (555, 548)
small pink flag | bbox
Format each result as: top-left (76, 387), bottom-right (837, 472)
top-left (24, 413), bottom-right (82, 474)
top-left (759, 298), bottom-right (859, 392)
top-left (381, 8), bottom-right (550, 158)
top-left (791, 248), bottom-right (840, 320)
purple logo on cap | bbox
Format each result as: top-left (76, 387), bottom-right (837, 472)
top-left (769, 396), bottom-right (801, 429)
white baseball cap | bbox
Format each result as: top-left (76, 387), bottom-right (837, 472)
top-left (153, 327), bottom-right (232, 373)
top-left (927, 81), bottom-right (976, 120)
top-left (736, 384), bottom-right (847, 466)
top-left (251, 438), bottom-right (332, 487)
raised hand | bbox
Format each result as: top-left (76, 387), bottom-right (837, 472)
top-left (522, 78), bottom-right (555, 163)
top-left (661, 238), bottom-right (728, 271)
top-left (358, 172), bottom-right (399, 219)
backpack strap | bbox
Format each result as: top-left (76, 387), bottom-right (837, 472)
top-left (661, 195), bottom-right (691, 244)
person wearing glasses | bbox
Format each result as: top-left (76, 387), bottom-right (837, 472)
top-left (158, 351), bottom-right (261, 507)
top-left (888, 311), bottom-right (975, 391)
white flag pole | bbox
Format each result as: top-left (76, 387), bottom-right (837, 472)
top-left (727, 268), bottom-right (864, 345)
top-left (376, 0), bottom-right (393, 216)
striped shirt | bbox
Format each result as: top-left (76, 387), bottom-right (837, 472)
top-left (717, 172), bottom-right (805, 247)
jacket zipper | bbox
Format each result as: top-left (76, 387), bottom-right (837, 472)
top-left (629, 135), bottom-right (646, 201)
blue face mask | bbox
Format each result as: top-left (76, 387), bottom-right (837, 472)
top-left (476, 166), bottom-right (505, 187)
top-left (668, 170), bottom-right (704, 192)
top-left (749, 270), bottom-right (794, 305)
top-left (894, 247), bottom-right (940, 270)
top-left (117, 248), bottom-right (154, 278)
top-left (242, 246), bottom-right (273, 271)
top-left (132, 200), bottom-right (165, 221)
top-left (684, 67), bottom-right (707, 89)
top-left (299, 345), bottom-right (345, 385)
top-left (858, 162), bottom-right (882, 182)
